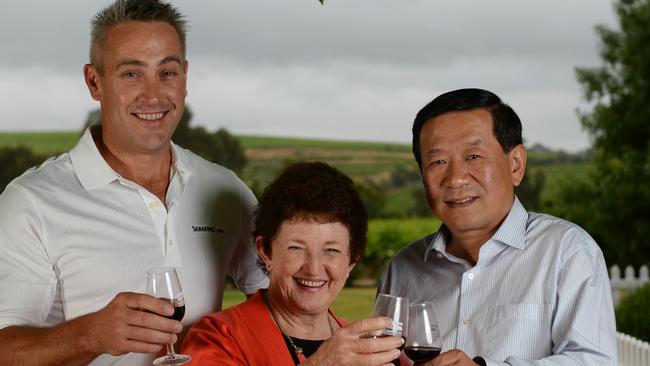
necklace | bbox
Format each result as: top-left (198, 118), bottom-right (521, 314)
top-left (263, 291), bottom-right (336, 363)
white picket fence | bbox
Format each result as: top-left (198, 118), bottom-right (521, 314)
top-left (609, 265), bottom-right (649, 307)
top-left (609, 265), bottom-right (650, 366)
top-left (618, 332), bottom-right (650, 366)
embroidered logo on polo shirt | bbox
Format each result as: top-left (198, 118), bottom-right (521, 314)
top-left (192, 225), bottom-right (225, 233)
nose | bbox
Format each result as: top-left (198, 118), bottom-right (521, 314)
top-left (138, 76), bottom-right (161, 103)
top-left (445, 160), bottom-right (470, 189)
top-left (302, 251), bottom-right (321, 275)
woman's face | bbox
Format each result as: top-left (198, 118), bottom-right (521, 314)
top-left (258, 219), bottom-right (355, 316)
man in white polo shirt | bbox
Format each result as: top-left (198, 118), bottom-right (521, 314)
top-left (0, 1), bottom-right (268, 365)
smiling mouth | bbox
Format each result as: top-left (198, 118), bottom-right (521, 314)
top-left (133, 112), bottom-right (165, 121)
top-left (296, 279), bottom-right (327, 288)
top-left (445, 196), bottom-right (477, 207)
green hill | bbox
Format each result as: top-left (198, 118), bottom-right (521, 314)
top-left (0, 131), bottom-right (588, 216)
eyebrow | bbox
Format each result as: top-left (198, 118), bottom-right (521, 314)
top-left (114, 56), bottom-right (184, 70)
top-left (424, 139), bottom-right (483, 156)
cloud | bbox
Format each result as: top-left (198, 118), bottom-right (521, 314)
top-left (0, 0), bottom-right (618, 151)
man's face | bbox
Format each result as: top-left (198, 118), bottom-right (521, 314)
top-left (84, 21), bottom-right (187, 155)
top-left (419, 108), bottom-right (526, 239)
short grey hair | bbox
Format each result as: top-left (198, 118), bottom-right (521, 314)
top-left (89, 0), bottom-right (187, 71)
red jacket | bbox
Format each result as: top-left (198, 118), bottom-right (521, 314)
top-left (181, 290), bottom-right (346, 365)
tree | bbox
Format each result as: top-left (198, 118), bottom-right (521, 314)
top-left (355, 179), bottom-right (387, 219)
top-left (82, 106), bottom-right (248, 174)
top-left (514, 168), bottom-right (545, 212)
top-left (552, 0), bottom-right (650, 267)
top-left (0, 146), bottom-right (47, 193)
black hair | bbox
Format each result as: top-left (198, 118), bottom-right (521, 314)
top-left (412, 88), bottom-right (523, 169)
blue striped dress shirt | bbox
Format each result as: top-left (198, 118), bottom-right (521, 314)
top-left (378, 197), bottom-right (617, 366)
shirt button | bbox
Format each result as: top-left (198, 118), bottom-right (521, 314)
top-left (149, 202), bottom-right (159, 209)
top-left (168, 240), bottom-right (174, 246)
top-left (463, 319), bottom-right (471, 326)
top-left (468, 272), bottom-right (475, 280)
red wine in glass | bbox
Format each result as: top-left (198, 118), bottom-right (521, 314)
top-left (405, 302), bottom-right (442, 363)
top-left (146, 267), bottom-right (191, 366)
top-left (168, 305), bottom-right (185, 322)
top-left (404, 346), bottom-right (441, 362)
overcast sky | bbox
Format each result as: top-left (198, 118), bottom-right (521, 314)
top-left (0, 0), bottom-right (617, 152)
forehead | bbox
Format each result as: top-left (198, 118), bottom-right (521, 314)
top-left (102, 21), bottom-right (183, 63)
top-left (420, 108), bottom-right (498, 149)
top-left (275, 219), bottom-right (351, 242)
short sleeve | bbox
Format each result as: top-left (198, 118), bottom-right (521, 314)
top-left (228, 178), bottom-right (268, 295)
top-left (0, 184), bottom-right (57, 328)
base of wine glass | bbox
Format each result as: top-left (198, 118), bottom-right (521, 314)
top-left (152, 354), bottom-right (191, 365)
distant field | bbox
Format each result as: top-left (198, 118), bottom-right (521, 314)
top-left (222, 288), bottom-right (376, 321)
top-left (0, 131), bottom-right (409, 151)
top-left (0, 131), bottom-right (588, 213)
top-left (240, 135), bottom-right (410, 152)
top-left (244, 146), bottom-right (414, 187)
top-left (0, 131), bottom-right (78, 155)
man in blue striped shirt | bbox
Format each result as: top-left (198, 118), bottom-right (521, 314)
top-left (378, 88), bottom-right (616, 366)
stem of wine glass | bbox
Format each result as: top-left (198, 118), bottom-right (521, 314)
top-left (166, 343), bottom-right (176, 356)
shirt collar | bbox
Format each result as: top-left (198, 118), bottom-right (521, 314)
top-left (70, 125), bottom-right (193, 190)
top-left (424, 196), bottom-right (529, 262)
top-left (491, 196), bottom-right (528, 250)
top-left (69, 126), bottom-right (120, 190)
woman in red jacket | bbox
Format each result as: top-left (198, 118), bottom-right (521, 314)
top-left (182, 162), bottom-right (403, 366)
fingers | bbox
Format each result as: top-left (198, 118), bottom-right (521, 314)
top-left (345, 316), bottom-right (393, 335)
top-left (430, 349), bottom-right (473, 366)
top-left (123, 323), bottom-right (178, 345)
top-left (125, 307), bottom-right (182, 334)
top-left (359, 348), bottom-right (402, 366)
top-left (356, 335), bottom-right (404, 354)
top-left (121, 292), bottom-right (174, 317)
top-left (87, 292), bottom-right (184, 356)
top-left (114, 293), bottom-right (181, 334)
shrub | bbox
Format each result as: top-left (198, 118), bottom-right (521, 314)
top-left (616, 282), bottom-right (650, 342)
top-left (0, 146), bottom-right (47, 193)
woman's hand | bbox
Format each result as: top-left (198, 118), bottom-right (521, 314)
top-left (301, 316), bottom-right (404, 366)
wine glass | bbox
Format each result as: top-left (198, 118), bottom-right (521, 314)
top-left (146, 267), bottom-right (191, 366)
top-left (404, 302), bottom-right (442, 363)
top-left (366, 294), bottom-right (409, 365)
top-left (370, 294), bottom-right (409, 338)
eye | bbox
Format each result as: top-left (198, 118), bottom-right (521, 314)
top-left (161, 70), bottom-right (178, 78)
top-left (287, 245), bottom-right (303, 251)
top-left (467, 154), bottom-right (481, 160)
top-left (427, 159), bottom-right (446, 168)
top-left (122, 71), bottom-right (138, 78)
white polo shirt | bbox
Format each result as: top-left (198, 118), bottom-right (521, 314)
top-left (0, 127), bottom-right (268, 365)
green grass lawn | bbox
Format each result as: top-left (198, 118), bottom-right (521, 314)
top-left (222, 287), bottom-right (376, 321)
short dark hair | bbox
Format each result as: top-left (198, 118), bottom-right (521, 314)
top-left (254, 161), bottom-right (368, 264)
top-left (412, 88), bottom-right (523, 169)
top-left (90, 0), bottom-right (187, 71)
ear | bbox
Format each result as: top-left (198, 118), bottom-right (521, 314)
top-left (183, 60), bottom-right (189, 97)
top-left (84, 64), bottom-right (102, 101)
top-left (255, 236), bottom-right (272, 272)
top-left (345, 262), bottom-right (357, 279)
top-left (508, 144), bottom-right (527, 187)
